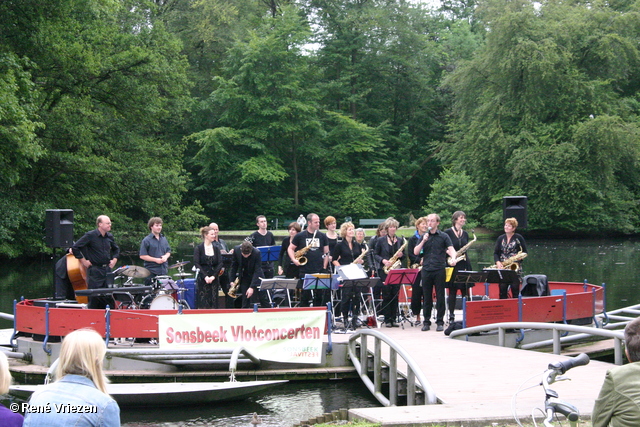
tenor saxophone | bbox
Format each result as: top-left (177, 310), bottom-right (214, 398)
top-left (228, 277), bottom-right (240, 299)
top-left (383, 239), bottom-right (408, 274)
top-left (448, 231), bottom-right (477, 266)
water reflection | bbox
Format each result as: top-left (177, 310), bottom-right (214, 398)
top-left (119, 380), bottom-right (378, 427)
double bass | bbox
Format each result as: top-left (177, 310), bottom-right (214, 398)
top-left (65, 253), bottom-right (88, 304)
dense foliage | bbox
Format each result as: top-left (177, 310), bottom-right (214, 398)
top-left (1, 0), bottom-right (639, 257)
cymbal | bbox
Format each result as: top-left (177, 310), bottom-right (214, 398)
top-left (173, 273), bottom-right (193, 277)
top-left (169, 261), bottom-right (190, 269)
top-left (120, 265), bottom-right (151, 278)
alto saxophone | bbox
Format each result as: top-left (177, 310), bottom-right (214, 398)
top-left (228, 277), bottom-right (240, 299)
top-left (448, 231), bottom-right (477, 266)
top-left (487, 250), bottom-right (528, 271)
top-left (352, 245), bottom-right (369, 264)
top-left (383, 239), bottom-right (408, 274)
top-left (294, 242), bottom-right (314, 266)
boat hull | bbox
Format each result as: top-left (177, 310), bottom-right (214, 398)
top-left (10, 380), bottom-right (289, 406)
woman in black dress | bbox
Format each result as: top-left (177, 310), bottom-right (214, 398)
top-left (444, 211), bottom-right (473, 322)
top-left (493, 217), bottom-right (528, 299)
top-left (332, 222), bottom-right (364, 330)
top-left (193, 226), bottom-right (223, 309)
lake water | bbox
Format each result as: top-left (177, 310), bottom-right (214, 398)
top-left (1, 237), bottom-right (639, 425)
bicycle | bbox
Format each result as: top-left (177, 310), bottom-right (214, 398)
top-left (513, 352), bottom-right (590, 427)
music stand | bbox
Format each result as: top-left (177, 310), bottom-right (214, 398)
top-left (384, 268), bottom-right (420, 328)
top-left (257, 245), bottom-right (281, 263)
top-left (260, 277), bottom-right (298, 307)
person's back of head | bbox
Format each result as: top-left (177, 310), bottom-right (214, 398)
top-left (56, 328), bottom-right (109, 394)
top-left (241, 241), bottom-right (253, 255)
top-left (625, 317), bottom-right (640, 363)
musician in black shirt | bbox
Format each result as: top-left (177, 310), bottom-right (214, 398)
top-left (72, 215), bottom-right (120, 309)
top-left (230, 241), bottom-right (264, 308)
top-left (413, 214), bottom-right (458, 332)
top-left (332, 222), bottom-right (364, 330)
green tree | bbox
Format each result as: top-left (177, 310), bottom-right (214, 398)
top-left (440, 0), bottom-right (640, 233)
top-left (422, 169), bottom-right (479, 227)
top-left (0, 0), bottom-right (197, 256)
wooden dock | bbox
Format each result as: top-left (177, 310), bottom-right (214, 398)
top-left (331, 325), bottom-right (613, 426)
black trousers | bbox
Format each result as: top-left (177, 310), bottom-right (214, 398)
top-left (421, 269), bottom-right (446, 326)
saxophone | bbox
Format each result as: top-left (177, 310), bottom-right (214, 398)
top-left (383, 239), bottom-right (408, 274)
top-left (487, 250), bottom-right (528, 271)
top-left (352, 245), bottom-right (369, 264)
top-left (228, 277), bottom-right (240, 299)
top-left (294, 242), bottom-right (314, 266)
top-left (448, 232), bottom-right (477, 266)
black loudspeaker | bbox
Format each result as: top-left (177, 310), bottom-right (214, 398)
top-left (503, 196), bottom-right (527, 229)
top-left (45, 209), bottom-right (74, 248)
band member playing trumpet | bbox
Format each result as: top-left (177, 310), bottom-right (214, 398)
top-left (375, 218), bottom-right (406, 328)
top-left (193, 226), bottom-right (223, 309)
top-left (444, 211), bottom-right (473, 322)
top-left (288, 213), bottom-right (329, 307)
top-left (493, 217), bottom-right (528, 299)
top-left (332, 222), bottom-right (364, 330)
top-left (230, 241), bottom-right (264, 308)
top-left (413, 214), bottom-right (458, 332)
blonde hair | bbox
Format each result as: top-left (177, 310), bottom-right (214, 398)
top-left (55, 329), bottom-right (109, 394)
top-left (505, 217), bottom-right (519, 229)
top-left (339, 222), bottom-right (355, 238)
top-left (0, 351), bottom-right (11, 394)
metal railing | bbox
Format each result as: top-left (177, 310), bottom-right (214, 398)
top-left (449, 322), bottom-right (625, 364)
top-left (348, 329), bottom-right (437, 407)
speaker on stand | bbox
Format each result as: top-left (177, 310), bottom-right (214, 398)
top-left (503, 196), bottom-right (527, 229)
top-left (45, 209), bottom-right (74, 299)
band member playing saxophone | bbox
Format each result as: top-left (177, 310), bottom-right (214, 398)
top-left (444, 211), bottom-right (473, 322)
top-left (407, 216), bottom-right (427, 325)
top-left (375, 218), bottom-right (406, 328)
top-left (413, 214), bottom-right (458, 332)
top-left (229, 241), bottom-right (264, 308)
top-left (288, 213), bottom-right (329, 307)
top-left (493, 217), bottom-right (528, 299)
top-left (332, 222), bottom-right (364, 330)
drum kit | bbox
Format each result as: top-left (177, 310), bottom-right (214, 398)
top-left (112, 261), bottom-right (192, 310)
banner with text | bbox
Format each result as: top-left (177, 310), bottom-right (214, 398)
top-left (158, 310), bottom-right (325, 364)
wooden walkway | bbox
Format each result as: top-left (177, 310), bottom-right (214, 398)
top-left (330, 325), bottom-right (613, 426)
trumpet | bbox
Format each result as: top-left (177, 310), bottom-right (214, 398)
top-left (383, 239), bottom-right (408, 274)
top-left (228, 277), bottom-right (240, 299)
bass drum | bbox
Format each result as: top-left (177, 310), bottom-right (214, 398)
top-left (141, 294), bottom-right (177, 310)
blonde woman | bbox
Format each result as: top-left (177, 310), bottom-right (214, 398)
top-left (0, 351), bottom-right (24, 426)
top-left (23, 328), bottom-right (120, 426)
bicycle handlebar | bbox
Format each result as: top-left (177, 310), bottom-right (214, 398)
top-left (548, 352), bottom-right (590, 375)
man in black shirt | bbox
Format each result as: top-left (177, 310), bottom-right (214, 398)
top-left (413, 214), bottom-right (457, 332)
top-left (288, 213), bottom-right (329, 307)
top-left (72, 215), bottom-right (120, 309)
top-left (247, 215), bottom-right (275, 307)
top-left (229, 241), bottom-right (264, 308)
